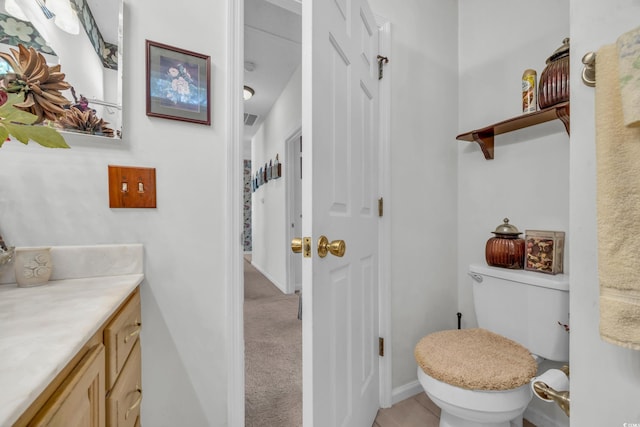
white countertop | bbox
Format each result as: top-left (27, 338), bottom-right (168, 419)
top-left (0, 244), bottom-right (143, 427)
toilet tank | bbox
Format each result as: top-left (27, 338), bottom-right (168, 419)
top-left (469, 263), bottom-right (569, 362)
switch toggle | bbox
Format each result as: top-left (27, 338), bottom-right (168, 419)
top-left (108, 165), bottom-right (157, 208)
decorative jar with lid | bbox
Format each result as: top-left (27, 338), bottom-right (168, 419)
top-left (485, 218), bottom-right (525, 269)
top-left (538, 38), bottom-right (570, 109)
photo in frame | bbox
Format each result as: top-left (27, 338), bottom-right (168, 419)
top-left (146, 40), bottom-right (211, 125)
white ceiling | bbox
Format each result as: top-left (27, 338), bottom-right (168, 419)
top-left (244, 0), bottom-right (302, 150)
top-left (86, 0), bottom-right (119, 43)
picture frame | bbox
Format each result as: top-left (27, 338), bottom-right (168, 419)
top-left (524, 230), bottom-right (565, 275)
top-left (146, 40), bottom-right (211, 125)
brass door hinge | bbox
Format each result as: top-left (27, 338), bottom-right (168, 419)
top-left (377, 55), bottom-right (389, 80)
top-left (379, 337), bottom-right (384, 357)
top-left (378, 197), bottom-right (383, 217)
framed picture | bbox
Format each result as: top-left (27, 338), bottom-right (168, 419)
top-left (146, 40), bottom-right (211, 125)
top-left (524, 230), bottom-right (565, 275)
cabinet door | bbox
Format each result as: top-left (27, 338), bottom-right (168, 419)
top-left (105, 290), bottom-right (141, 389)
top-left (107, 339), bottom-right (142, 427)
top-left (29, 344), bottom-right (106, 427)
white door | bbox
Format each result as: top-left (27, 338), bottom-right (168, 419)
top-left (301, 0), bottom-right (380, 425)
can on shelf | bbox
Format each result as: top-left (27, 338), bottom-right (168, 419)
top-left (522, 69), bottom-right (537, 114)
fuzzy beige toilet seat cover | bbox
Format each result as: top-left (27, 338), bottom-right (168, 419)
top-left (415, 328), bottom-right (537, 391)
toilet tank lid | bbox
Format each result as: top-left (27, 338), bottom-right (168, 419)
top-left (469, 263), bottom-right (569, 291)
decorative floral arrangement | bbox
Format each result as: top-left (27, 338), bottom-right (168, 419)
top-left (150, 61), bottom-right (203, 109)
top-left (164, 63), bottom-right (195, 105)
top-left (0, 44), bottom-right (68, 148)
top-left (0, 44), bottom-right (71, 122)
top-left (57, 87), bottom-right (114, 137)
top-left (0, 91), bottom-right (68, 148)
top-left (0, 43), bottom-right (116, 144)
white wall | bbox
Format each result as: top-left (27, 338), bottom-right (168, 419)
top-left (458, 0), bottom-right (570, 328)
top-left (251, 64), bottom-right (301, 292)
top-left (570, 1), bottom-right (640, 425)
top-left (0, 0), bottom-right (230, 425)
top-left (5, 2), bottom-right (638, 425)
top-left (367, 0), bottom-right (459, 393)
top-left (458, 1), bottom-right (570, 424)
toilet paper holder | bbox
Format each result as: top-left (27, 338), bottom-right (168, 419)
top-left (532, 365), bottom-right (570, 417)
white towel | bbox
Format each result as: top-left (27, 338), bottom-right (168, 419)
top-left (596, 44), bottom-right (640, 351)
top-left (616, 26), bottom-right (640, 127)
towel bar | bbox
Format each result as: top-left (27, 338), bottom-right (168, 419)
top-left (582, 52), bottom-right (596, 87)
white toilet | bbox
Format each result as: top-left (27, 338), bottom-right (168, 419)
top-left (415, 263), bottom-right (569, 427)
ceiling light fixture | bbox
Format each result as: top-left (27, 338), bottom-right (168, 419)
top-left (48, 0), bottom-right (80, 35)
top-left (243, 86), bottom-right (255, 101)
top-left (4, 0), bottom-right (28, 20)
top-left (5, 0), bottom-right (80, 34)
top-left (34, 0), bottom-right (55, 19)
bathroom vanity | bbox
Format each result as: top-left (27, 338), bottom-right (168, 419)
top-left (0, 244), bottom-right (144, 427)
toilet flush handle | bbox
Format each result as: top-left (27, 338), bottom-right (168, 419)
top-left (468, 272), bottom-right (483, 283)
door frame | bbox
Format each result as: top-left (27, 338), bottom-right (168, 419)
top-left (226, 1), bottom-right (245, 426)
top-left (225, 1), bottom-right (392, 424)
top-left (376, 16), bottom-right (392, 409)
top-left (285, 127), bottom-right (303, 294)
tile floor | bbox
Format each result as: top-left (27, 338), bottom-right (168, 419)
top-left (373, 392), bottom-right (536, 427)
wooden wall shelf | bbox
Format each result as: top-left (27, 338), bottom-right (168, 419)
top-left (456, 102), bottom-right (570, 160)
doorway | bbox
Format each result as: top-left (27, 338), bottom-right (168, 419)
top-left (242, 0), bottom-right (303, 424)
top-left (228, 0), bottom-right (392, 424)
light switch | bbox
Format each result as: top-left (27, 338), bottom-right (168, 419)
top-left (108, 165), bottom-right (157, 208)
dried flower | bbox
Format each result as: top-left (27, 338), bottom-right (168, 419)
top-left (58, 106), bottom-right (114, 137)
top-left (0, 44), bottom-right (72, 123)
top-left (0, 92), bottom-right (68, 148)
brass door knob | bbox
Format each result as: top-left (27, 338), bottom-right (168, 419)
top-left (317, 235), bottom-right (346, 258)
top-left (291, 237), bottom-right (303, 253)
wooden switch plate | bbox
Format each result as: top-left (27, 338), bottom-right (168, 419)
top-left (108, 166), bottom-right (157, 208)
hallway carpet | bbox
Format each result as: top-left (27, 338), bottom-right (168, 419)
top-left (244, 256), bottom-right (302, 427)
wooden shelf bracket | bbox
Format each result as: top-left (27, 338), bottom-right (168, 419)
top-left (472, 131), bottom-right (495, 160)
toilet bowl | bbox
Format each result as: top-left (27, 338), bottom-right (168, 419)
top-left (415, 264), bottom-right (570, 427)
top-left (415, 328), bottom-right (537, 427)
top-left (417, 368), bottom-right (530, 427)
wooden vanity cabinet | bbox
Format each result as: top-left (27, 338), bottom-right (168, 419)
top-left (105, 289), bottom-right (142, 427)
top-left (28, 344), bottom-right (106, 427)
top-left (106, 340), bottom-right (142, 427)
top-left (105, 290), bottom-right (141, 391)
top-left (16, 287), bottom-right (142, 427)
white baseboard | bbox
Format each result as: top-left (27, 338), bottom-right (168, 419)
top-left (250, 261), bottom-right (287, 294)
top-left (391, 380), bottom-right (423, 405)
